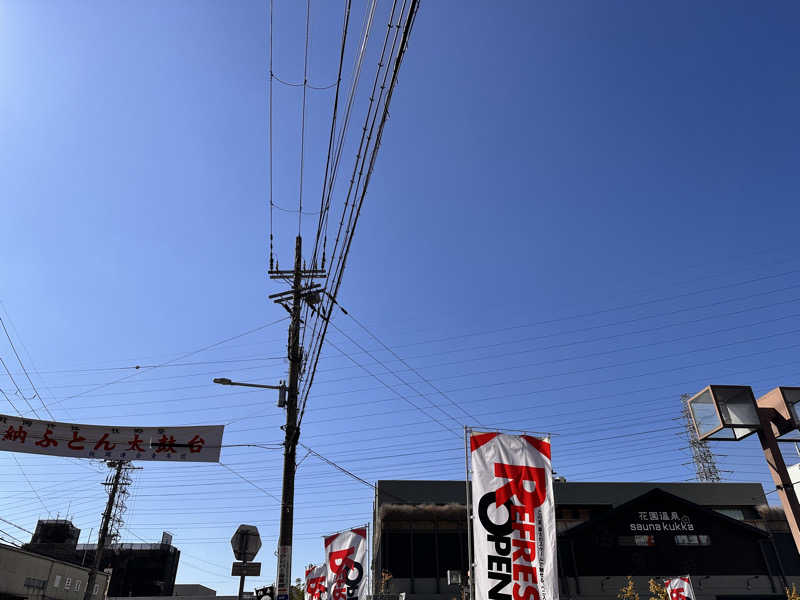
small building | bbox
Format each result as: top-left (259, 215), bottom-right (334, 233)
top-left (372, 480), bottom-right (800, 600)
top-left (22, 520), bottom-right (180, 596)
top-left (0, 542), bottom-right (110, 600)
top-left (174, 584), bottom-right (218, 596)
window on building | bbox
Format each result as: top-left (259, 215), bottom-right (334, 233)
top-left (64, 577), bottom-right (72, 591)
top-left (438, 531), bottom-right (464, 575)
top-left (385, 531), bottom-right (412, 578)
top-left (53, 575), bottom-right (62, 588)
top-left (412, 532), bottom-right (437, 578)
top-left (617, 535), bottom-right (655, 546)
top-left (715, 508), bottom-right (745, 520)
top-left (674, 534), bottom-right (711, 546)
top-left (93, 583), bottom-right (100, 595)
top-left (75, 580), bottom-right (82, 592)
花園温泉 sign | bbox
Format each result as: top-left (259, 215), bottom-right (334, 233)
top-left (0, 413), bottom-right (224, 462)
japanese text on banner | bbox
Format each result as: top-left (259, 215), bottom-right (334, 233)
top-left (0, 413), bottom-right (224, 462)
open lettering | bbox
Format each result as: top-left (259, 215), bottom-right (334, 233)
top-left (479, 463), bottom-right (548, 600)
top-left (471, 432), bottom-right (557, 600)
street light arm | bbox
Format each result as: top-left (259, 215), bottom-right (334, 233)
top-left (213, 378), bottom-right (285, 390)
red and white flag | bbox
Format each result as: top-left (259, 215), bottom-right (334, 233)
top-left (664, 577), bottom-right (695, 600)
top-left (325, 527), bottom-right (367, 600)
top-left (470, 432), bottom-right (559, 600)
top-left (305, 564), bottom-right (327, 600)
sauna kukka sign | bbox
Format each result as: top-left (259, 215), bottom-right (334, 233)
top-left (630, 511), bottom-right (695, 532)
top-left (0, 413), bottom-right (224, 462)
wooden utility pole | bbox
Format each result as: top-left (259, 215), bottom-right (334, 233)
top-left (83, 461), bottom-right (125, 600)
top-left (269, 235), bottom-right (325, 600)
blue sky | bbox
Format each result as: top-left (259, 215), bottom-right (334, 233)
top-left (2, 0), bottom-right (800, 593)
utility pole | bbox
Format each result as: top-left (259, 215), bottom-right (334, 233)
top-left (84, 461), bottom-right (126, 600)
top-left (269, 235), bottom-right (325, 600)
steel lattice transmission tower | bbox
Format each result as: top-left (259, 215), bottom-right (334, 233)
top-left (681, 393), bottom-right (721, 482)
top-left (83, 461), bottom-right (136, 600)
top-left (107, 462), bottom-right (134, 543)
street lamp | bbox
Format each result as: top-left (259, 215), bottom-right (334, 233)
top-left (686, 385), bottom-right (761, 441)
top-left (213, 378), bottom-right (287, 407)
top-left (687, 384), bottom-right (800, 552)
top-left (756, 386), bottom-right (800, 442)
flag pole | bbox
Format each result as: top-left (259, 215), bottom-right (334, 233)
top-left (464, 426), bottom-right (474, 600)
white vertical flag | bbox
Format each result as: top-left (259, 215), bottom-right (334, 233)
top-left (305, 564), bottom-right (327, 600)
top-left (470, 432), bottom-right (559, 600)
top-left (664, 577), bottom-right (695, 600)
top-left (324, 527), bottom-right (368, 600)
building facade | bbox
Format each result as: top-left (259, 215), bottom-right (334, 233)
top-left (0, 543), bottom-right (110, 600)
top-left (372, 480), bottom-right (800, 600)
top-left (22, 520), bottom-right (180, 597)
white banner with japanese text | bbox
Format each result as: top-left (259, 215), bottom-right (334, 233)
top-left (664, 577), bottom-right (695, 600)
top-left (470, 432), bottom-right (558, 600)
top-left (0, 413), bottom-right (224, 462)
top-left (305, 564), bottom-right (327, 600)
top-left (325, 527), bottom-right (367, 600)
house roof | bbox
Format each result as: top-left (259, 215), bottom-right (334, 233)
top-left (559, 486), bottom-right (769, 539)
top-left (375, 480), bottom-right (767, 508)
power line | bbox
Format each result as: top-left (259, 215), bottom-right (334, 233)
top-left (298, 0), bottom-right (381, 359)
top-left (0, 316), bottom-right (54, 419)
top-left (298, 0), bottom-right (312, 234)
top-left (219, 462), bottom-right (282, 504)
top-left (11, 454), bottom-right (49, 516)
top-left (8, 271), bottom-right (799, 381)
top-left (0, 528), bottom-right (23, 546)
top-left (307, 267), bottom-right (800, 367)
top-left (0, 384), bottom-right (22, 416)
top-left (268, 0), bottom-right (275, 269)
top-left (342, 310), bottom-right (483, 425)
top-left (313, 0), bottom-right (353, 271)
top-left (323, 336), bottom-right (460, 437)
top-left (230, 331), bottom-right (800, 432)
top-left (0, 516), bottom-right (33, 535)
top-left (300, 0), bottom-right (420, 426)
top-left (324, 321), bottom-right (466, 431)
top-left (299, 0), bottom-right (388, 352)
top-left (44, 317), bottom-right (288, 411)
top-left (19, 294), bottom-right (800, 407)
top-left (0, 356), bottom-right (41, 418)
top-left (272, 74), bottom-right (337, 90)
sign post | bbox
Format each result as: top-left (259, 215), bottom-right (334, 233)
top-left (232, 524), bottom-right (262, 600)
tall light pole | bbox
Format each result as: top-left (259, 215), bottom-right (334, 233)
top-left (686, 385), bottom-right (800, 552)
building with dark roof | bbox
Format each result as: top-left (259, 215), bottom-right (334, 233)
top-left (372, 480), bottom-right (800, 600)
top-left (22, 519), bottom-right (179, 597)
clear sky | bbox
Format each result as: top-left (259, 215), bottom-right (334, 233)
top-left (2, 0), bottom-right (800, 594)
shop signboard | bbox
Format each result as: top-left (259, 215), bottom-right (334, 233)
top-left (0, 413), bottom-right (224, 462)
